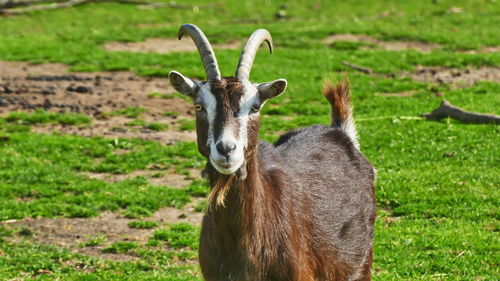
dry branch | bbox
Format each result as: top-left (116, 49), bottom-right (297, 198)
top-left (342, 61), bottom-right (373, 74)
top-left (0, 0), bottom-right (67, 9)
top-left (422, 100), bottom-right (500, 124)
top-left (1, 0), bottom-right (86, 14)
top-left (0, 0), bottom-right (206, 14)
top-left (137, 2), bottom-right (214, 10)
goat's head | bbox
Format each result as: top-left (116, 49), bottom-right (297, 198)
top-left (169, 24), bottom-right (287, 176)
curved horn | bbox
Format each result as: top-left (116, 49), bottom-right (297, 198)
top-left (178, 24), bottom-right (221, 81)
top-left (236, 29), bottom-right (273, 80)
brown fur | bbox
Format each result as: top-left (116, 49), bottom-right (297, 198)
top-left (323, 77), bottom-right (352, 128)
top-left (201, 154), bottom-right (354, 281)
top-left (210, 78), bottom-right (246, 141)
top-left (195, 77), bottom-right (374, 281)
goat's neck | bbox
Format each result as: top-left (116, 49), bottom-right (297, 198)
top-left (208, 149), bottom-right (269, 223)
top-left (207, 150), bottom-right (292, 264)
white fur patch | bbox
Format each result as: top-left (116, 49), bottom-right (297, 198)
top-left (196, 83), bottom-right (217, 148)
top-left (237, 82), bottom-right (261, 148)
top-left (202, 81), bottom-right (262, 174)
top-left (342, 118), bottom-right (360, 150)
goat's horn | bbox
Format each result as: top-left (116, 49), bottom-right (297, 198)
top-left (236, 29), bottom-right (273, 80)
top-left (178, 24), bottom-right (221, 81)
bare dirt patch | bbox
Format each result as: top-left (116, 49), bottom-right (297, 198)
top-left (375, 90), bottom-right (418, 97)
top-left (463, 46), bottom-right (500, 54)
top-left (2, 199), bottom-right (204, 261)
top-left (322, 33), bottom-right (441, 53)
top-left (104, 38), bottom-right (242, 54)
top-left (0, 61), bottom-right (196, 144)
top-left (403, 66), bottom-right (500, 88)
top-left (83, 168), bottom-right (199, 189)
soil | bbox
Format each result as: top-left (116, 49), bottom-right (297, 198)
top-left (0, 61), bottom-right (196, 144)
top-left (323, 33), bottom-right (500, 54)
top-left (464, 46), bottom-right (500, 54)
top-left (375, 90), bottom-right (417, 97)
top-left (82, 168), bottom-right (200, 189)
top-left (404, 66), bottom-right (500, 88)
top-left (322, 33), bottom-right (441, 53)
top-left (2, 198), bottom-right (205, 261)
top-left (0, 61), bottom-right (207, 262)
top-left (104, 38), bottom-right (242, 54)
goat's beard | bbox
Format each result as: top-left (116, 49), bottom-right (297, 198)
top-left (208, 172), bottom-right (235, 209)
top-left (205, 161), bottom-right (246, 209)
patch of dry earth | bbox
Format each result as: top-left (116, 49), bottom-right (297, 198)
top-left (2, 198), bottom-right (205, 261)
top-left (82, 168), bottom-right (201, 189)
top-left (404, 66), bottom-right (500, 88)
top-left (323, 33), bottom-right (441, 53)
top-left (0, 61), bottom-right (197, 143)
top-left (104, 38), bottom-right (242, 54)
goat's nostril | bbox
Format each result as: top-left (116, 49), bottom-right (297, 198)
top-left (216, 142), bottom-right (236, 156)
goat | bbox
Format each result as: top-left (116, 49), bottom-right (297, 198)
top-left (169, 24), bottom-right (376, 281)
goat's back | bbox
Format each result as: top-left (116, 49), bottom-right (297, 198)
top-left (270, 125), bottom-right (376, 277)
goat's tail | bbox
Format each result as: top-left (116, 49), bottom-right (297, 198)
top-left (322, 77), bottom-right (360, 149)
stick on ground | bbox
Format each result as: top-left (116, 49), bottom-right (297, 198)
top-left (342, 61), bottom-right (373, 74)
top-left (0, 0), bottom-right (204, 14)
top-left (0, 0), bottom-right (87, 14)
top-left (422, 100), bottom-right (500, 124)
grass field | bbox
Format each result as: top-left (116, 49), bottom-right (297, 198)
top-left (0, 0), bottom-right (499, 280)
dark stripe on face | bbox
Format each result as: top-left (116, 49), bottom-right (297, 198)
top-left (210, 78), bottom-right (246, 141)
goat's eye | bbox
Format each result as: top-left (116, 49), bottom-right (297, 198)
top-left (250, 105), bottom-right (260, 113)
top-left (195, 104), bottom-right (204, 112)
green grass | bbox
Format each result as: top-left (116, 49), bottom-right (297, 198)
top-left (5, 110), bottom-right (91, 126)
top-left (125, 118), bottom-right (146, 126)
top-left (148, 92), bottom-right (172, 99)
top-left (0, 0), bottom-right (498, 280)
top-left (151, 223), bottom-right (200, 250)
top-left (162, 111), bottom-right (179, 117)
top-left (178, 119), bottom-right (196, 131)
top-left (0, 242), bottom-right (201, 280)
top-left (128, 220), bottom-right (159, 229)
top-left (102, 241), bottom-right (139, 254)
top-left (0, 131), bottom-right (204, 220)
top-left (125, 119), bottom-right (169, 131)
top-left (80, 235), bottom-right (107, 247)
top-left (110, 107), bottom-right (147, 118)
top-left (145, 122), bottom-right (169, 131)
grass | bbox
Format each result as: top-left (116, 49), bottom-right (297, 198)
top-left (0, 131), bottom-right (204, 219)
top-left (178, 119), bottom-right (196, 131)
top-left (0, 242), bottom-right (200, 280)
top-left (151, 223), bottom-right (200, 250)
top-left (124, 119), bottom-right (169, 131)
top-left (110, 107), bottom-right (147, 118)
top-left (0, 0), bottom-right (498, 280)
top-left (128, 220), bottom-right (159, 229)
top-left (80, 235), bottom-right (107, 247)
top-left (145, 122), bottom-right (169, 131)
top-left (5, 110), bottom-right (91, 126)
top-left (148, 92), bottom-right (172, 99)
top-left (102, 241), bottom-right (140, 254)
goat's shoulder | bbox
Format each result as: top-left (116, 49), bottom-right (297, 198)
top-left (257, 140), bottom-right (284, 167)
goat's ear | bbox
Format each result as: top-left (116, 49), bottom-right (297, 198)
top-left (257, 79), bottom-right (287, 100)
top-left (169, 71), bottom-right (199, 98)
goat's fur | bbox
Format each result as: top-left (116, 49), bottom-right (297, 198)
top-left (198, 78), bottom-right (376, 281)
top-left (322, 78), bottom-right (359, 149)
top-left (169, 24), bottom-right (375, 281)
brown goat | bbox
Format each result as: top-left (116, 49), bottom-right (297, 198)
top-left (169, 24), bottom-right (376, 281)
